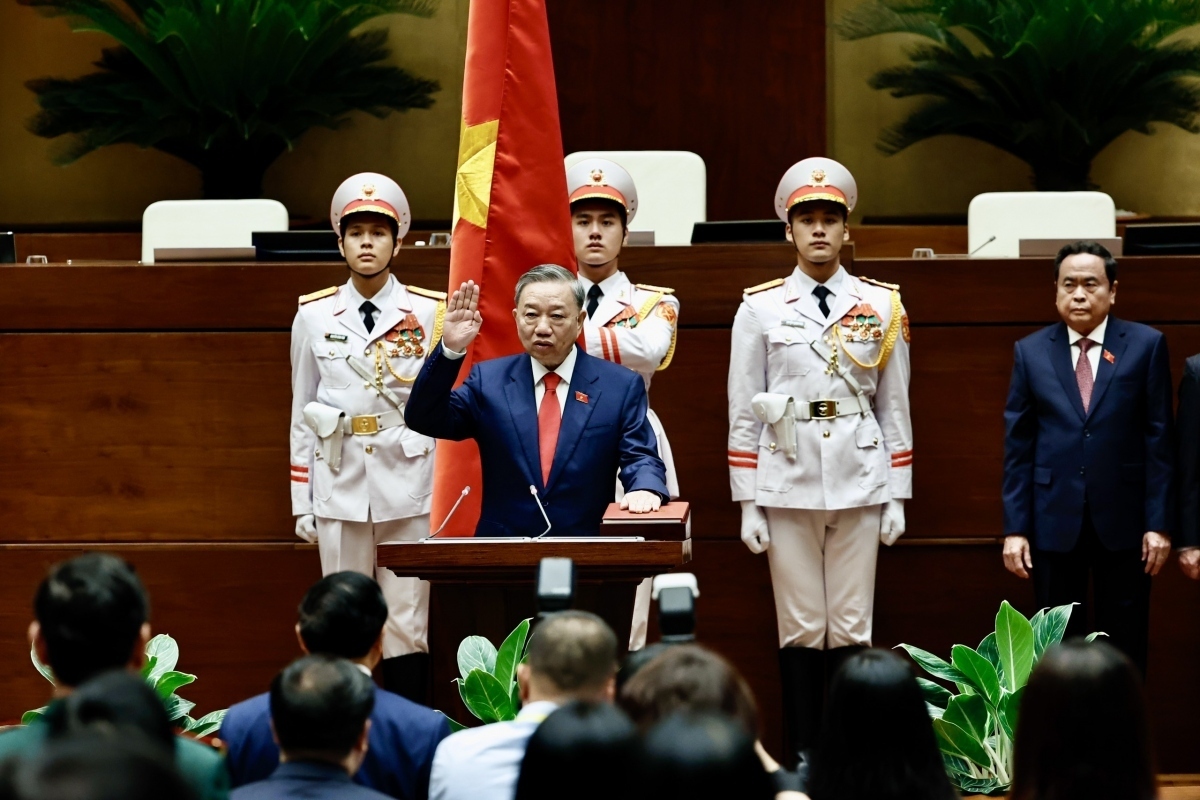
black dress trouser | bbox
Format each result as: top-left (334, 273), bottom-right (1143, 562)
top-left (1032, 508), bottom-right (1151, 677)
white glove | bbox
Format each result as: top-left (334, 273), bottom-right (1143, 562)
top-left (880, 499), bottom-right (906, 546)
top-left (295, 514), bottom-right (318, 544)
top-left (740, 501), bottom-right (770, 554)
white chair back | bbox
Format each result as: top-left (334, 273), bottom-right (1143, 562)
top-left (141, 199), bottom-right (289, 263)
top-left (565, 151), bottom-right (706, 246)
top-left (967, 192), bottom-right (1115, 258)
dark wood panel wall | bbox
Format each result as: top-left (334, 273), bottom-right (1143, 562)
top-left (4, 251), bottom-right (1200, 769)
top-left (546, 0), bottom-right (827, 222)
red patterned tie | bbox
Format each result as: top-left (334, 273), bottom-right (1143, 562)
top-left (1076, 339), bottom-right (1095, 411)
top-left (538, 373), bottom-right (562, 484)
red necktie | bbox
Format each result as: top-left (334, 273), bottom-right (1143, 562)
top-left (1076, 339), bottom-right (1095, 411)
top-left (538, 373), bottom-right (562, 485)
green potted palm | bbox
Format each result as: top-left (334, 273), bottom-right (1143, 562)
top-left (21, 0), bottom-right (441, 198)
top-left (837, 0), bottom-right (1200, 190)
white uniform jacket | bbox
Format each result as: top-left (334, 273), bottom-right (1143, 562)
top-left (727, 266), bottom-right (912, 510)
top-left (290, 276), bottom-right (445, 522)
top-left (582, 270), bottom-right (681, 497)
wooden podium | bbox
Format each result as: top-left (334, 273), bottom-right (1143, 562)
top-left (377, 535), bottom-right (691, 722)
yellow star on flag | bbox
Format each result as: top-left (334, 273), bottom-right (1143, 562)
top-left (452, 118), bottom-right (500, 230)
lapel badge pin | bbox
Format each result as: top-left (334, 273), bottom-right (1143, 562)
top-left (1103, 349), bottom-right (1115, 364)
top-left (575, 391), bottom-right (589, 404)
top-left (324, 333), bottom-right (348, 342)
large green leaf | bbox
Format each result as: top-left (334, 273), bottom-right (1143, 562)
top-left (1086, 632), bottom-right (1108, 642)
top-left (977, 631), bottom-right (1004, 685)
top-left (895, 644), bottom-right (968, 684)
top-left (917, 677), bottom-right (953, 708)
top-left (162, 693), bottom-right (196, 722)
top-left (951, 645), bottom-right (1002, 707)
top-left (144, 635), bottom-right (180, 683)
top-left (1033, 604), bottom-right (1074, 660)
top-left (457, 636), bottom-right (497, 681)
top-left (462, 669), bottom-right (514, 724)
top-left (438, 711), bottom-right (466, 733)
top-left (999, 686), bottom-right (1024, 740)
top-left (30, 646), bottom-right (55, 685)
top-left (154, 670), bottom-right (197, 699)
top-left (933, 717), bottom-right (993, 768)
top-left (995, 601), bottom-right (1035, 692)
top-left (956, 776), bottom-right (1004, 796)
top-left (493, 619), bottom-right (530, 691)
top-left (21, 707), bottom-right (47, 726)
top-left (184, 709), bottom-right (226, 737)
top-left (943, 693), bottom-right (991, 743)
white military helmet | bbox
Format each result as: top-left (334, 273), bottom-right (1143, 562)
top-left (329, 172), bottom-right (412, 239)
top-left (774, 157), bottom-right (858, 221)
top-left (566, 158), bottom-right (639, 225)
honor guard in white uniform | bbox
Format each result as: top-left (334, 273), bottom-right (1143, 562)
top-left (290, 173), bottom-right (446, 703)
top-left (567, 158), bottom-right (681, 649)
top-left (727, 158), bottom-right (912, 762)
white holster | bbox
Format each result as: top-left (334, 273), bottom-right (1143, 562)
top-left (751, 392), bottom-right (797, 461)
top-left (303, 402), bottom-right (346, 472)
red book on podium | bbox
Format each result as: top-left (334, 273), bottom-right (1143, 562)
top-left (601, 501), bottom-right (690, 540)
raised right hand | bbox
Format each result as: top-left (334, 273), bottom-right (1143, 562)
top-left (441, 280), bottom-right (483, 352)
top-left (1002, 535), bottom-right (1032, 579)
top-left (295, 514), bottom-right (317, 544)
top-left (740, 500), bottom-right (770, 554)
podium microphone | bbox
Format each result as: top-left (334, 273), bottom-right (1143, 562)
top-left (429, 486), bottom-right (471, 538)
top-left (531, 485), bottom-right (553, 538)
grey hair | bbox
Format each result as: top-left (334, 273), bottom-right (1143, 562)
top-left (514, 264), bottom-right (585, 312)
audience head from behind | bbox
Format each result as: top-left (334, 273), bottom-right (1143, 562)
top-left (0, 734), bottom-right (197, 800)
top-left (269, 654), bottom-right (376, 776)
top-left (44, 670), bottom-right (175, 755)
top-left (640, 712), bottom-right (775, 800)
top-left (1010, 640), bottom-right (1154, 800)
top-left (513, 702), bottom-right (639, 800)
top-left (618, 644), bottom-right (758, 736)
top-left (521, 611), bottom-right (619, 705)
top-left (31, 553), bottom-right (150, 691)
top-left (808, 648), bottom-right (957, 800)
top-left (296, 571), bottom-right (388, 668)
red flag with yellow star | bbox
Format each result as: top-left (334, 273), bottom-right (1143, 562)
top-left (431, 0), bottom-right (576, 536)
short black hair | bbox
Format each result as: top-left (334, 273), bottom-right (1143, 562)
top-left (514, 702), bottom-right (639, 800)
top-left (639, 712), bottom-right (775, 799)
top-left (339, 210), bottom-right (400, 240)
top-left (34, 554), bottom-right (149, 687)
top-left (298, 572), bottom-right (388, 659)
top-left (526, 611), bottom-right (618, 693)
top-left (787, 199), bottom-right (848, 224)
top-left (0, 734), bottom-right (196, 800)
top-left (45, 670), bottom-right (174, 756)
top-left (570, 197), bottom-right (628, 230)
top-left (1054, 240), bottom-right (1117, 284)
top-left (270, 655), bottom-right (375, 760)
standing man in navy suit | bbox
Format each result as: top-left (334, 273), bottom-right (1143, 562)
top-left (1003, 241), bottom-right (1174, 675)
top-left (405, 264), bottom-right (668, 536)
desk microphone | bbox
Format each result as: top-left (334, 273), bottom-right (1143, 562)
top-left (530, 485), bottom-right (553, 538)
top-left (429, 486), bottom-right (471, 537)
top-left (969, 235), bottom-right (997, 256)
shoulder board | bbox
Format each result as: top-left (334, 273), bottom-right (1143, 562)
top-left (298, 286), bottom-right (339, 305)
top-left (635, 283), bottom-right (675, 295)
top-left (857, 276), bottom-right (900, 291)
top-left (743, 278), bottom-right (785, 295)
top-left (407, 285), bottom-right (448, 301)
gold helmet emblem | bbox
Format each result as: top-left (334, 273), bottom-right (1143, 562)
top-left (810, 169), bottom-right (827, 186)
top-left (362, 183), bottom-right (376, 197)
top-left (589, 168), bottom-right (605, 185)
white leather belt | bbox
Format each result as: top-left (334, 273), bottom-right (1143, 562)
top-left (794, 396), bottom-right (872, 420)
top-left (341, 409), bottom-right (405, 435)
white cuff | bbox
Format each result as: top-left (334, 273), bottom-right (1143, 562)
top-left (441, 345), bottom-right (466, 360)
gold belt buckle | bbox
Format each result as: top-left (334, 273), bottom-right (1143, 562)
top-left (351, 415), bottom-right (380, 435)
top-left (809, 400), bottom-right (838, 419)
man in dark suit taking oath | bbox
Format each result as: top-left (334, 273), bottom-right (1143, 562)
top-left (1003, 241), bottom-right (1174, 676)
top-left (405, 264), bottom-right (668, 536)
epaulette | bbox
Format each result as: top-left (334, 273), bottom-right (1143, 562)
top-left (858, 276), bottom-right (900, 291)
top-left (298, 286), bottom-right (339, 305)
top-left (743, 278), bottom-right (785, 295)
top-left (407, 285), bottom-right (448, 301)
top-left (635, 283), bottom-right (675, 295)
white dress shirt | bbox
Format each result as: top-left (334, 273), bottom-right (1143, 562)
top-left (791, 264), bottom-right (848, 318)
top-left (578, 270), bottom-right (624, 308)
top-left (440, 345), bottom-right (577, 419)
top-left (1067, 316), bottom-right (1108, 374)
top-left (428, 700), bottom-right (558, 800)
top-left (342, 275), bottom-right (395, 332)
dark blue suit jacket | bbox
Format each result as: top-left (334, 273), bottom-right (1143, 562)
top-left (231, 762), bottom-right (390, 800)
top-left (1003, 318), bottom-right (1175, 552)
top-left (405, 343), bottom-right (669, 536)
top-left (219, 686), bottom-right (449, 800)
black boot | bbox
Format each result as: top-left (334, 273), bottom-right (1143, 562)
top-left (381, 653), bottom-right (430, 706)
top-left (825, 644), bottom-right (867, 685)
top-left (778, 647), bottom-right (825, 770)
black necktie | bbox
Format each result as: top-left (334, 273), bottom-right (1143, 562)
top-left (360, 301), bottom-right (378, 333)
top-left (813, 285), bottom-right (832, 318)
top-left (586, 285), bottom-right (603, 319)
